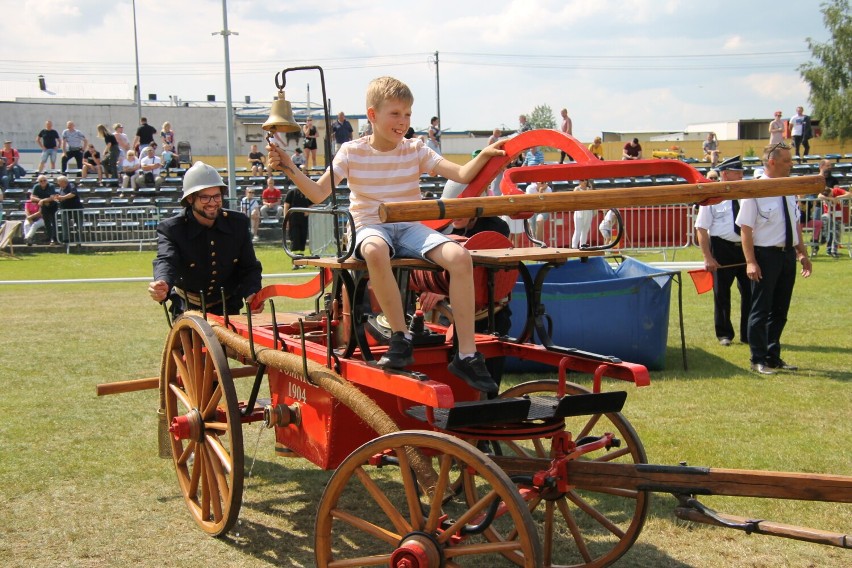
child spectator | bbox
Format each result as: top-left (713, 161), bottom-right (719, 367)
top-left (267, 76), bottom-right (506, 393)
top-left (161, 144), bottom-right (178, 171)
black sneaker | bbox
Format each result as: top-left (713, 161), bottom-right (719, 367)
top-left (449, 353), bottom-right (498, 394)
top-left (377, 332), bottom-right (414, 369)
top-left (766, 359), bottom-right (798, 371)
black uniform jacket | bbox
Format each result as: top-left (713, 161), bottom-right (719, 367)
top-left (153, 207), bottom-right (263, 315)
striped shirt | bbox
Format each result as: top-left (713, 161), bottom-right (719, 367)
top-left (332, 137), bottom-right (442, 229)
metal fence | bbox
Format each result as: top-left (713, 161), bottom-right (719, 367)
top-left (529, 203), bottom-right (697, 259)
top-left (57, 205), bottom-right (163, 251)
top-left (799, 195), bottom-right (851, 257)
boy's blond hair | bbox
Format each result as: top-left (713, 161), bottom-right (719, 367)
top-left (366, 76), bottom-right (414, 111)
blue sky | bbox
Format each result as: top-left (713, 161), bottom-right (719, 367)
top-left (1, 0), bottom-right (832, 140)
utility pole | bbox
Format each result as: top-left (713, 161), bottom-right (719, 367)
top-left (132, 0), bottom-right (142, 124)
top-left (434, 50), bottom-right (441, 152)
top-left (213, 0), bottom-right (239, 201)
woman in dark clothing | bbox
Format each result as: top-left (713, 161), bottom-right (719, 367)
top-left (97, 124), bottom-right (119, 179)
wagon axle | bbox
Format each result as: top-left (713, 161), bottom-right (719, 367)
top-left (168, 409), bottom-right (204, 442)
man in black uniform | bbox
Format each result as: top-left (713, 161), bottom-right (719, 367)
top-left (148, 161), bottom-right (263, 316)
top-left (736, 143), bottom-right (812, 375)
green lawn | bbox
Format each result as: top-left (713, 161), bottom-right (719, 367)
top-left (0, 248), bottom-right (849, 567)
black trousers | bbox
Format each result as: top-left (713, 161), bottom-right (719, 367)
top-left (748, 246), bottom-right (797, 365)
top-left (710, 237), bottom-right (750, 342)
top-left (61, 149), bottom-right (83, 172)
top-left (792, 135), bottom-right (810, 158)
top-left (41, 205), bottom-right (58, 242)
top-left (287, 213), bottom-right (309, 252)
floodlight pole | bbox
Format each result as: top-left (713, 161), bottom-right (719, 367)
top-left (213, 0), bottom-right (239, 200)
top-left (132, 0), bottom-right (142, 124)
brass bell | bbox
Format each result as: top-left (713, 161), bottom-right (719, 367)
top-left (262, 90), bottom-right (300, 133)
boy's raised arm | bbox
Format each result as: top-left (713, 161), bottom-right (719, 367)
top-left (266, 142), bottom-right (333, 204)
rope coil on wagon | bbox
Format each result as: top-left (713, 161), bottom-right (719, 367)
top-left (200, 313), bottom-right (440, 489)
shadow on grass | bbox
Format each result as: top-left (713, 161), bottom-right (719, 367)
top-left (215, 458), bottom-right (701, 568)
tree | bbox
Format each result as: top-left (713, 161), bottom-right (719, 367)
top-left (799, 0), bottom-right (851, 141)
top-left (528, 104), bottom-right (556, 130)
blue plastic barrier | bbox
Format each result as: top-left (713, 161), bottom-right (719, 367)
top-left (506, 256), bottom-right (674, 371)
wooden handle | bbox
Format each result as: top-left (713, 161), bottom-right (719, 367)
top-left (96, 365), bottom-right (260, 396)
top-left (96, 377), bottom-right (160, 396)
top-left (379, 175), bottom-right (825, 223)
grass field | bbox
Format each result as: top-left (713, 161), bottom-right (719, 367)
top-left (0, 246), bottom-right (849, 568)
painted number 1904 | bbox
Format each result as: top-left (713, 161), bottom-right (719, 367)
top-left (287, 381), bottom-right (307, 403)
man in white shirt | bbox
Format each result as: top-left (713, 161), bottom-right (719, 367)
top-left (736, 142), bottom-right (812, 375)
top-left (135, 145), bottom-right (165, 190)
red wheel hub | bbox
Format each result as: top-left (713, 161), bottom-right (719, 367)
top-left (168, 409), bottom-right (203, 441)
top-left (390, 533), bottom-right (443, 568)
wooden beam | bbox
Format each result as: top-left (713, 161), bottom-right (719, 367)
top-left (379, 175), bottom-right (825, 223)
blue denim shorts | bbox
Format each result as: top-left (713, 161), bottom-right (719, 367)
top-left (40, 148), bottom-right (58, 163)
top-left (355, 222), bottom-right (452, 261)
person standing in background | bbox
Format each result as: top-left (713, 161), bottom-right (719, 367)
top-left (768, 111), bottom-right (785, 145)
top-left (571, 180), bottom-right (595, 248)
top-left (789, 106), bottom-right (812, 161)
top-left (426, 116), bottom-right (441, 155)
top-left (60, 121), bottom-right (87, 174)
top-left (36, 120), bottom-right (61, 173)
top-left (558, 108), bottom-right (573, 163)
top-left (302, 117), bottom-right (318, 170)
top-left (133, 117), bottom-right (158, 155)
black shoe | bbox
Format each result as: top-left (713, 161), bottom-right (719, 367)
top-left (750, 363), bottom-right (775, 376)
top-left (377, 332), bottom-right (414, 369)
top-left (767, 359), bottom-right (798, 371)
top-left (449, 353), bottom-right (498, 394)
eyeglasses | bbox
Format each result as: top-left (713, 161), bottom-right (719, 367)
top-left (767, 141), bottom-right (791, 155)
top-left (196, 193), bottom-right (223, 204)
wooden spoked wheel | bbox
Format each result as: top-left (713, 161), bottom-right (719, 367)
top-left (465, 380), bottom-right (649, 568)
top-left (161, 314), bottom-right (244, 536)
top-left (315, 430), bottom-right (542, 567)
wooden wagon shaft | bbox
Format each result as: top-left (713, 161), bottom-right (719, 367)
top-left (568, 461), bottom-right (852, 503)
top-left (379, 175), bottom-right (825, 223)
top-left (674, 507), bottom-right (851, 549)
top-left (96, 365), bottom-right (259, 396)
top-left (488, 456), bottom-right (852, 502)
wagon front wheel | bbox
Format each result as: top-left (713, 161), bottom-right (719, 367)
top-left (469, 379), bottom-right (649, 568)
top-left (315, 430), bottom-right (542, 567)
top-left (161, 314), bottom-right (244, 536)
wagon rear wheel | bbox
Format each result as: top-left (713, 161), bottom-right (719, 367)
top-left (315, 430), bottom-right (542, 567)
top-left (161, 314), bottom-right (244, 536)
top-left (468, 380), bottom-right (649, 568)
